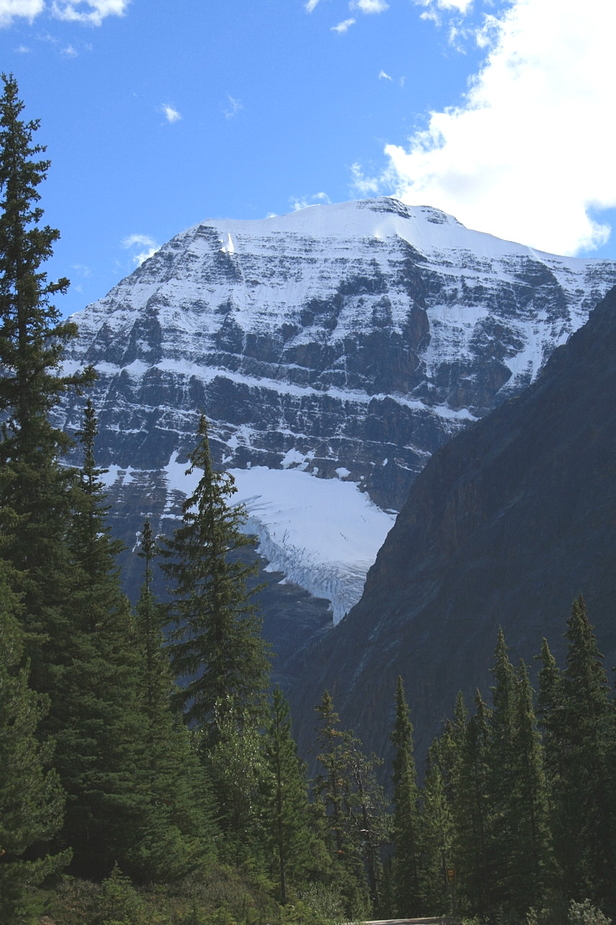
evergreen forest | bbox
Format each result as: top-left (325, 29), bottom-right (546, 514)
top-left (2, 73), bottom-right (616, 925)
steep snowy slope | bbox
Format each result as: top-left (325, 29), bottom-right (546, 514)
top-left (58, 197), bottom-right (616, 629)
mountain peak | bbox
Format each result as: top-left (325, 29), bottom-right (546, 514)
top-left (60, 198), bottom-right (616, 655)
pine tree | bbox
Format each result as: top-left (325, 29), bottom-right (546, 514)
top-left (449, 691), bottom-right (491, 917)
top-left (551, 598), bottom-right (616, 908)
top-left (390, 676), bottom-right (423, 916)
top-left (0, 74), bottom-right (94, 688)
top-left (131, 520), bottom-right (217, 883)
top-left (162, 415), bottom-right (270, 742)
top-left (47, 405), bottom-right (153, 880)
top-left (260, 687), bottom-right (326, 904)
top-left (481, 632), bottom-right (553, 915)
top-left (314, 690), bottom-right (381, 918)
top-left (0, 560), bottom-right (68, 922)
top-left (421, 738), bottom-right (455, 916)
top-left (508, 660), bottom-right (554, 910)
top-left (483, 629), bottom-right (519, 911)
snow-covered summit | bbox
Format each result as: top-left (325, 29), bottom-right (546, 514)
top-left (60, 197), bottom-right (616, 629)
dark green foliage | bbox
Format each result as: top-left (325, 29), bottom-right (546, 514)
top-left (474, 632), bottom-right (553, 915)
top-left (390, 676), bottom-right (423, 916)
top-left (420, 738), bottom-right (454, 915)
top-left (131, 520), bottom-right (217, 883)
top-left (43, 404), bottom-right (146, 880)
top-left (0, 74), bottom-right (94, 688)
top-left (508, 660), bottom-right (554, 908)
top-left (162, 415), bottom-right (271, 740)
top-left (0, 561), bottom-right (68, 923)
top-left (449, 691), bottom-right (490, 916)
top-left (314, 690), bottom-right (385, 918)
top-left (260, 687), bottom-right (327, 903)
top-left (544, 597), bottom-right (616, 908)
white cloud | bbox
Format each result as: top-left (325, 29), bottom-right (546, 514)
top-left (331, 17), bottom-right (355, 32)
top-left (0, 0), bottom-right (44, 27)
top-left (223, 94), bottom-right (243, 119)
top-left (51, 0), bottom-right (129, 25)
top-left (413, 0), bottom-right (472, 14)
top-left (122, 234), bottom-right (160, 266)
top-left (378, 70), bottom-right (392, 80)
top-left (161, 103), bottom-right (181, 124)
top-left (305, 0), bottom-right (320, 9)
top-left (372, 0), bottom-right (616, 255)
top-left (291, 192), bottom-right (332, 211)
top-left (351, 0), bottom-right (389, 12)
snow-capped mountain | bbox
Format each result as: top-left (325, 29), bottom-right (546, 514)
top-left (59, 197), bottom-right (616, 630)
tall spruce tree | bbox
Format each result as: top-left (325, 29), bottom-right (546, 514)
top-left (390, 676), bottom-right (423, 916)
top-left (49, 404), bottom-right (154, 881)
top-left (314, 690), bottom-right (381, 918)
top-left (260, 687), bottom-right (326, 904)
top-left (162, 415), bottom-right (270, 742)
top-left (421, 738), bottom-right (455, 916)
top-left (449, 691), bottom-right (491, 917)
top-left (483, 633), bottom-right (553, 915)
top-left (0, 74), bottom-right (93, 688)
top-left (131, 520), bottom-right (217, 883)
top-left (508, 660), bottom-right (554, 910)
top-left (0, 560), bottom-right (68, 922)
top-left (551, 598), bottom-right (616, 909)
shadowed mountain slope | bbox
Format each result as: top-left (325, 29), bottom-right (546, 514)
top-left (289, 285), bottom-right (616, 765)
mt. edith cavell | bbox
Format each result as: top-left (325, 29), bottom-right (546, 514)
top-left (58, 197), bottom-right (616, 733)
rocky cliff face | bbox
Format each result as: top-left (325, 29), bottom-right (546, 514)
top-left (289, 284), bottom-right (616, 766)
top-left (57, 197), bottom-right (616, 667)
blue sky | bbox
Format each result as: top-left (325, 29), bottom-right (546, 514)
top-left (1, 0), bottom-right (615, 317)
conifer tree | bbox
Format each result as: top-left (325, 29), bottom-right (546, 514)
top-left (449, 691), bottom-right (491, 917)
top-left (480, 633), bottom-right (553, 915)
top-left (421, 739), bottom-right (455, 916)
top-left (314, 690), bottom-right (380, 918)
top-left (536, 636), bottom-right (565, 796)
top-left (48, 405), bottom-right (153, 880)
top-left (484, 629), bottom-right (519, 911)
top-left (509, 660), bottom-right (554, 909)
top-left (260, 687), bottom-right (326, 904)
top-left (0, 560), bottom-right (68, 922)
top-left (131, 520), bottom-right (217, 883)
top-left (162, 414), bottom-right (270, 742)
top-left (390, 676), bottom-right (423, 916)
top-left (550, 598), bottom-right (616, 908)
top-left (0, 74), bottom-right (93, 687)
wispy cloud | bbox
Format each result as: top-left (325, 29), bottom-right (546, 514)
top-left (413, 0), bottom-right (473, 15)
top-left (122, 234), bottom-right (160, 266)
top-left (51, 0), bottom-right (130, 26)
top-left (223, 94), bottom-right (243, 119)
top-left (305, 0), bottom-right (321, 10)
top-left (0, 0), bottom-right (44, 27)
top-left (331, 17), bottom-right (355, 32)
top-left (161, 103), bottom-right (181, 123)
top-left (351, 0), bottom-right (389, 12)
top-left (359, 0), bottom-right (616, 256)
top-left (378, 70), bottom-right (392, 80)
top-left (291, 192), bottom-right (332, 211)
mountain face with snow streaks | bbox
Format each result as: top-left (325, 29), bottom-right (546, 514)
top-left (58, 197), bottom-right (616, 636)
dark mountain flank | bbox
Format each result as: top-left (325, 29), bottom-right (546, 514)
top-left (289, 284), bottom-right (616, 765)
